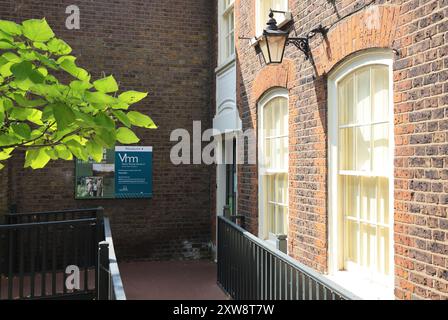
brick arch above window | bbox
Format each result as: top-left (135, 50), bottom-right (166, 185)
top-left (252, 59), bottom-right (296, 104)
top-left (312, 4), bottom-right (400, 76)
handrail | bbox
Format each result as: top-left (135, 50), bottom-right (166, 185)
top-left (102, 217), bottom-right (126, 300)
top-left (218, 215), bottom-right (361, 300)
top-left (5, 208), bottom-right (100, 217)
top-left (0, 218), bottom-right (97, 230)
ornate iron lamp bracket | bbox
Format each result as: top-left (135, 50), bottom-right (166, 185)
top-left (286, 37), bottom-right (310, 60)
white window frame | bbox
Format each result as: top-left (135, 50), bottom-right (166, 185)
top-left (258, 88), bottom-right (289, 246)
top-left (255, 0), bottom-right (289, 37)
top-left (218, 0), bottom-right (235, 67)
top-left (327, 50), bottom-right (395, 298)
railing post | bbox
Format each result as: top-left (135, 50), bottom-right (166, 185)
top-left (97, 241), bottom-right (110, 300)
top-left (96, 207), bottom-right (104, 237)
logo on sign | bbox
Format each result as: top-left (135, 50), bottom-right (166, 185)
top-left (118, 153), bottom-right (139, 163)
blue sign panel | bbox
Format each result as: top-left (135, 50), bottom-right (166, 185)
top-left (114, 146), bottom-right (153, 199)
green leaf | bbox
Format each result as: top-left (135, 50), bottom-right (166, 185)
top-left (0, 162), bottom-right (3, 170)
top-left (60, 59), bottom-right (90, 81)
top-left (2, 52), bottom-right (21, 63)
top-left (118, 91), bottom-right (148, 104)
top-left (24, 147), bottom-right (51, 169)
top-left (45, 148), bottom-right (58, 160)
top-left (111, 101), bottom-right (130, 110)
top-left (93, 75), bottom-right (118, 93)
top-left (86, 140), bottom-right (103, 162)
top-left (0, 134), bottom-right (19, 147)
top-left (33, 42), bottom-right (48, 51)
top-left (11, 61), bottom-right (33, 80)
top-left (112, 110), bottom-right (131, 128)
top-left (22, 19), bottom-right (55, 42)
top-left (94, 128), bottom-right (116, 148)
top-left (34, 52), bottom-right (58, 70)
top-left (11, 123), bottom-right (31, 139)
top-left (116, 127), bottom-right (140, 144)
top-left (73, 110), bottom-right (95, 127)
top-left (47, 38), bottom-right (72, 55)
top-left (54, 145), bottom-right (73, 160)
top-left (0, 100), bottom-right (4, 124)
top-left (94, 112), bottom-right (115, 129)
top-left (13, 94), bottom-right (46, 108)
top-left (29, 84), bottom-right (63, 100)
top-left (65, 139), bottom-right (88, 161)
top-left (0, 61), bottom-right (13, 77)
top-left (0, 20), bottom-right (22, 36)
top-left (0, 40), bottom-right (15, 49)
top-left (127, 111), bottom-right (157, 128)
top-left (10, 108), bottom-right (43, 125)
top-left (0, 148), bottom-right (13, 161)
top-left (52, 103), bottom-right (76, 130)
top-left (85, 91), bottom-right (116, 105)
top-left (70, 80), bottom-right (92, 91)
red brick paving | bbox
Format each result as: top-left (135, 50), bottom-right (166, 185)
top-left (119, 260), bottom-right (229, 300)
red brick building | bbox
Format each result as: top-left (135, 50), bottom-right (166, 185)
top-left (0, 0), bottom-right (447, 300)
top-left (212, 0), bottom-right (447, 299)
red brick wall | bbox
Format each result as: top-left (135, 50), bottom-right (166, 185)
top-left (0, 165), bottom-right (7, 217)
top-left (392, 0), bottom-right (448, 300)
top-left (235, 0), bottom-right (448, 299)
top-left (0, 0), bottom-right (214, 261)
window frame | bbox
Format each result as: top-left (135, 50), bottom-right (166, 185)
top-left (258, 88), bottom-right (289, 244)
top-left (327, 50), bottom-right (395, 294)
top-left (218, 0), bottom-right (235, 67)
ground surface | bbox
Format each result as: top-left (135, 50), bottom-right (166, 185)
top-left (119, 260), bottom-right (229, 300)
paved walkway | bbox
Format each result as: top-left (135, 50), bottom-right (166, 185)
top-left (119, 260), bottom-right (229, 300)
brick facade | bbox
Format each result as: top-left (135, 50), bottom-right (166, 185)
top-left (0, 164), bottom-right (7, 216)
top-left (234, 0), bottom-right (448, 299)
top-left (0, 0), bottom-right (214, 261)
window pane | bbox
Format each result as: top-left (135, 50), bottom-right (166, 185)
top-left (377, 177), bottom-right (389, 225)
top-left (372, 66), bottom-right (389, 122)
top-left (340, 176), bottom-right (360, 218)
top-left (276, 205), bottom-right (285, 235)
top-left (355, 125), bottom-right (371, 171)
top-left (377, 227), bottom-right (390, 275)
top-left (339, 74), bottom-right (354, 126)
top-left (346, 220), bottom-right (359, 264)
top-left (280, 136), bottom-right (288, 170)
top-left (360, 177), bottom-right (377, 222)
top-left (355, 67), bottom-right (371, 124)
top-left (360, 223), bottom-right (376, 270)
top-left (372, 123), bottom-right (389, 174)
top-left (339, 127), bottom-right (353, 171)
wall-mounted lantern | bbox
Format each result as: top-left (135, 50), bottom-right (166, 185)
top-left (257, 10), bottom-right (328, 65)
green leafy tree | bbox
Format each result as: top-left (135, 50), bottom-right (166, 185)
top-left (0, 18), bottom-right (156, 170)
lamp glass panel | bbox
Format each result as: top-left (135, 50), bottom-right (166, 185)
top-left (266, 35), bottom-right (287, 63)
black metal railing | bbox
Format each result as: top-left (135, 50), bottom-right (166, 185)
top-left (97, 217), bottom-right (126, 300)
top-left (0, 218), bottom-right (98, 300)
top-left (0, 207), bottom-right (124, 300)
top-left (4, 208), bottom-right (100, 225)
top-left (217, 216), bottom-right (360, 300)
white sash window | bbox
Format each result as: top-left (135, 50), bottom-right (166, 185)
top-left (328, 52), bottom-right (394, 299)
